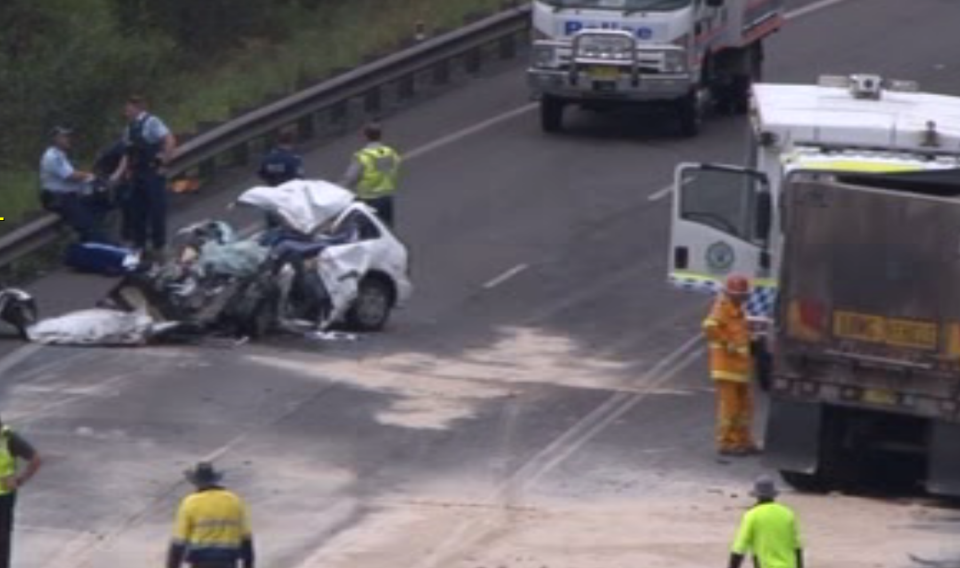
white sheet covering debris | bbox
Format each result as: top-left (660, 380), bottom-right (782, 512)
top-left (26, 308), bottom-right (159, 346)
top-left (237, 180), bottom-right (355, 235)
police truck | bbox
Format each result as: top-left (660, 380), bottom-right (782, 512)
top-left (526, 0), bottom-right (784, 135)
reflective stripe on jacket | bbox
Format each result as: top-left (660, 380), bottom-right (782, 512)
top-left (356, 145), bottom-right (400, 199)
top-left (702, 294), bottom-right (752, 382)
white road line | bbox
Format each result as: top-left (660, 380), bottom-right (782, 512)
top-left (646, 0), bottom-right (860, 203)
top-left (405, 103), bottom-right (538, 160)
top-left (482, 263), bottom-right (529, 289)
top-left (648, 184), bottom-right (673, 202)
top-left (410, 332), bottom-right (705, 568)
top-left (0, 343), bottom-right (42, 378)
top-left (787, 0), bottom-right (857, 20)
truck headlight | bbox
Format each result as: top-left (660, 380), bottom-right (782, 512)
top-left (532, 44), bottom-right (557, 68)
top-left (664, 50), bottom-right (686, 73)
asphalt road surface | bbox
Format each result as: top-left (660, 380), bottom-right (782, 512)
top-left (4, 1), bottom-right (960, 567)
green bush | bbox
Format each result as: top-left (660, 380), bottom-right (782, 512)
top-left (0, 0), bottom-right (506, 226)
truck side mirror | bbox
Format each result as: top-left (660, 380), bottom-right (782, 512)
top-left (755, 191), bottom-right (773, 243)
top-left (706, 0), bottom-right (724, 7)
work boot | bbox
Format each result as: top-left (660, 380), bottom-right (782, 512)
top-left (741, 444), bottom-right (763, 455)
top-left (718, 448), bottom-right (746, 457)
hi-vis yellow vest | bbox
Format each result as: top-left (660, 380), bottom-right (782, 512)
top-left (356, 146), bottom-right (401, 199)
top-left (0, 427), bottom-right (17, 495)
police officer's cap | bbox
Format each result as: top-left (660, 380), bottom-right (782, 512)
top-left (50, 126), bottom-right (73, 138)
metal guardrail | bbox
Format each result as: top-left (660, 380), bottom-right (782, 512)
top-left (0, 4), bottom-right (532, 269)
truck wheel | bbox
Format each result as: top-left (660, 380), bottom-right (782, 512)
top-left (732, 43), bottom-right (764, 115)
top-left (540, 97), bottom-right (565, 133)
top-left (677, 89), bottom-right (704, 137)
top-left (780, 470), bottom-right (830, 493)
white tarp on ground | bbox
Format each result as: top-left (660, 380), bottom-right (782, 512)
top-left (26, 308), bottom-right (159, 346)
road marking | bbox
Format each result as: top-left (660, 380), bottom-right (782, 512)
top-left (787, 0), bottom-right (856, 20)
top-left (410, 332), bottom-right (704, 568)
top-left (482, 263), bottom-right (529, 289)
top-left (405, 103), bottom-right (537, 160)
top-left (648, 184), bottom-right (673, 201)
top-left (0, 343), bottom-right (42, 377)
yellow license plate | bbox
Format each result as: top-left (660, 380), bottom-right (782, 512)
top-left (863, 388), bottom-right (897, 406)
top-left (589, 66), bottom-right (620, 80)
top-left (833, 311), bottom-right (938, 350)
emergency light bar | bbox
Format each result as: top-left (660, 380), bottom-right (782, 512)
top-left (817, 74), bottom-right (919, 100)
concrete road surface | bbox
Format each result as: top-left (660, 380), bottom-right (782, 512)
top-left (2, 0), bottom-right (960, 567)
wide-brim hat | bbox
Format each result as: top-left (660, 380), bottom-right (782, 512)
top-left (750, 475), bottom-right (779, 499)
top-left (184, 461), bottom-right (223, 485)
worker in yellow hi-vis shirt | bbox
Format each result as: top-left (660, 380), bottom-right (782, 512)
top-left (727, 475), bottom-right (804, 568)
top-left (168, 462), bottom-right (255, 568)
top-left (339, 122), bottom-right (402, 228)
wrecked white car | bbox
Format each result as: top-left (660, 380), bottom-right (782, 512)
top-left (90, 179), bottom-right (413, 342)
top-left (236, 179), bottom-right (413, 335)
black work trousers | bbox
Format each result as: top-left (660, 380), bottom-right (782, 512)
top-left (359, 195), bottom-right (394, 228)
top-left (127, 170), bottom-right (168, 250)
top-left (41, 191), bottom-right (109, 244)
top-left (0, 493), bottom-right (17, 568)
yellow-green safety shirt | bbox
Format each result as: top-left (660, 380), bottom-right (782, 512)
top-left (356, 145), bottom-right (401, 199)
top-left (174, 488), bottom-right (252, 563)
top-left (732, 502), bottom-right (803, 568)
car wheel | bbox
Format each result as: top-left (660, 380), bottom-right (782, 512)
top-left (346, 277), bottom-right (393, 332)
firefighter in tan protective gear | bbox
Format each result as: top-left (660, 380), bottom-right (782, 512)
top-left (703, 274), bottom-right (761, 457)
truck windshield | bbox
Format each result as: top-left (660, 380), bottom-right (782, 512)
top-left (539, 0), bottom-right (693, 12)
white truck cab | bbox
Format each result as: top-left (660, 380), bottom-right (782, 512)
top-left (667, 74), bottom-right (960, 323)
top-left (527, 0), bottom-right (784, 136)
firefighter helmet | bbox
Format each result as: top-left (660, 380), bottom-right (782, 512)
top-left (724, 274), bottom-right (751, 296)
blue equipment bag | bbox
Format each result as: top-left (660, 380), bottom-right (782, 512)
top-left (64, 242), bottom-right (138, 276)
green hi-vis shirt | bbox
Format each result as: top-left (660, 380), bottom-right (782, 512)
top-left (732, 502), bottom-right (802, 568)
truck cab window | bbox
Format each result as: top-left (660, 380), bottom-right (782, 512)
top-left (679, 168), bottom-right (756, 241)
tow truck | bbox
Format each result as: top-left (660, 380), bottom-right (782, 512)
top-left (525, 0), bottom-right (784, 136)
top-left (667, 73), bottom-right (960, 495)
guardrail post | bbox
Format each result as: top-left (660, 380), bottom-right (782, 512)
top-left (433, 60), bottom-right (451, 85)
top-left (298, 115), bottom-right (315, 141)
top-left (398, 75), bottom-right (416, 101)
top-left (329, 102), bottom-right (349, 135)
top-left (499, 32), bottom-right (518, 60)
top-left (232, 143), bottom-right (250, 166)
top-left (365, 88), bottom-right (382, 115)
top-left (465, 47), bottom-right (482, 74)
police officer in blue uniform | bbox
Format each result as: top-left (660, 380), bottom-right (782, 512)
top-left (39, 127), bottom-right (107, 243)
top-left (113, 95), bottom-right (176, 261)
top-left (258, 130), bottom-right (304, 187)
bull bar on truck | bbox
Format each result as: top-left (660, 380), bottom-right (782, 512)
top-left (527, 29), bottom-right (692, 102)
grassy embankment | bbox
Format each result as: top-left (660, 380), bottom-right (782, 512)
top-left (3, 0), bottom-right (508, 226)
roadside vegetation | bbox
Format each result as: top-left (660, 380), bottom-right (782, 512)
top-left (0, 0), bottom-right (508, 227)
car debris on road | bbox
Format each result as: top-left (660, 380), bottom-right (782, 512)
top-left (13, 180), bottom-right (412, 347)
